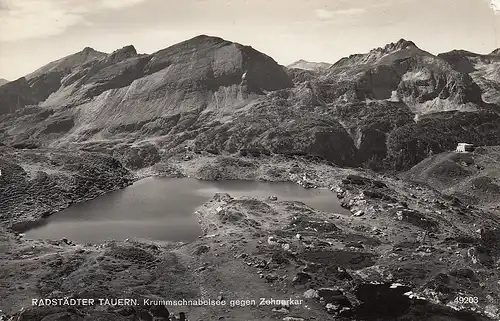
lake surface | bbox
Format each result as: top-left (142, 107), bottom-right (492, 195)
top-left (25, 178), bottom-right (347, 243)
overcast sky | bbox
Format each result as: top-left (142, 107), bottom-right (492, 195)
top-left (0, 0), bottom-right (499, 80)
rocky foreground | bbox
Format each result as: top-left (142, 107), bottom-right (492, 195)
top-left (1, 147), bottom-right (500, 321)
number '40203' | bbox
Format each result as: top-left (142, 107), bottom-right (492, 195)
top-left (454, 296), bottom-right (479, 304)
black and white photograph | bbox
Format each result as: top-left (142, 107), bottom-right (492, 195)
top-left (1, 0), bottom-right (500, 320)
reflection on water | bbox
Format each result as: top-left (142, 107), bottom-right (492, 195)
top-left (25, 178), bottom-right (347, 243)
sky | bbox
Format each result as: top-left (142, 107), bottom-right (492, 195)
top-left (0, 0), bottom-right (499, 80)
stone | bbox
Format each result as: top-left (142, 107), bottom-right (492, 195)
top-left (213, 193), bottom-right (233, 202)
top-left (268, 236), bottom-right (279, 245)
top-left (303, 289), bottom-right (319, 299)
top-left (292, 272), bottom-right (312, 284)
top-left (193, 245), bottom-right (210, 255)
top-left (467, 246), bottom-right (493, 266)
top-left (485, 304), bottom-right (499, 319)
top-left (269, 195), bottom-right (278, 201)
top-left (265, 273), bottom-right (278, 283)
top-left (353, 210), bottom-right (364, 217)
top-left (325, 303), bottom-right (339, 313)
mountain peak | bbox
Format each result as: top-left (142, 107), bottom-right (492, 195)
top-left (120, 45), bottom-right (137, 53)
top-left (372, 38), bottom-right (418, 54)
top-left (153, 34), bottom-right (235, 57)
top-left (370, 38), bottom-right (418, 54)
top-left (82, 47), bottom-right (96, 53)
top-left (187, 34), bottom-right (231, 45)
top-left (394, 38), bottom-right (417, 49)
top-left (106, 45), bottom-right (138, 63)
top-left (491, 48), bottom-right (500, 55)
top-left (27, 47), bottom-right (107, 80)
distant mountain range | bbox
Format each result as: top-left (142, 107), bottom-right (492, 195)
top-left (287, 59), bottom-right (332, 71)
top-left (0, 78), bottom-right (9, 86)
top-left (0, 35), bottom-right (499, 170)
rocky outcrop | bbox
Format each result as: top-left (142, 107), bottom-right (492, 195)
top-left (105, 45), bottom-right (139, 64)
top-left (0, 77), bottom-right (38, 115)
top-left (402, 146), bottom-right (500, 206)
top-left (0, 147), bottom-right (133, 229)
top-left (320, 39), bottom-right (486, 114)
top-left (437, 50), bottom-right (480, 73)
top-left (287, 59), bottom-right (332, 72)
top-left (439, 49), bottom-right (500, 105)
top-left (190, 103), bottom-right (359, 166)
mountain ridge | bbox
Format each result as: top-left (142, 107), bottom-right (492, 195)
top-left (287, 59), bottom-right (333, 71)
top-left (0, 35), bottom-right (499, 170)
top-left (27, 47), bottom-right (108, 80)
top-left (438, 49), bottom-right (500, 105)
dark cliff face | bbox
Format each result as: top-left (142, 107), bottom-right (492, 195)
top-left (437, 50), bottom-right (480, 73)
top-left (0, 78), bottom-right (38, 115)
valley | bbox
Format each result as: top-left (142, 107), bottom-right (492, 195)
top-left (0, 35), bottom-right (500, 320)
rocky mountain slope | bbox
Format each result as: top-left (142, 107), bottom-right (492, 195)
top-left (0, 78), bottom-right (9, 87)
top-left (0, 36), bottom-right (499, 171)
top-left (402, 146), bottom-right (500, 209)
top-left (438, 49), bottom-right (500, 105)
top-left (316, 40), bottom-right (494, 114)
top-left (0, 146), bottom-right (133, 231)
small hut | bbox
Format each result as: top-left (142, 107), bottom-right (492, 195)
top-left (455, 143), bottom-right (475, 153)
